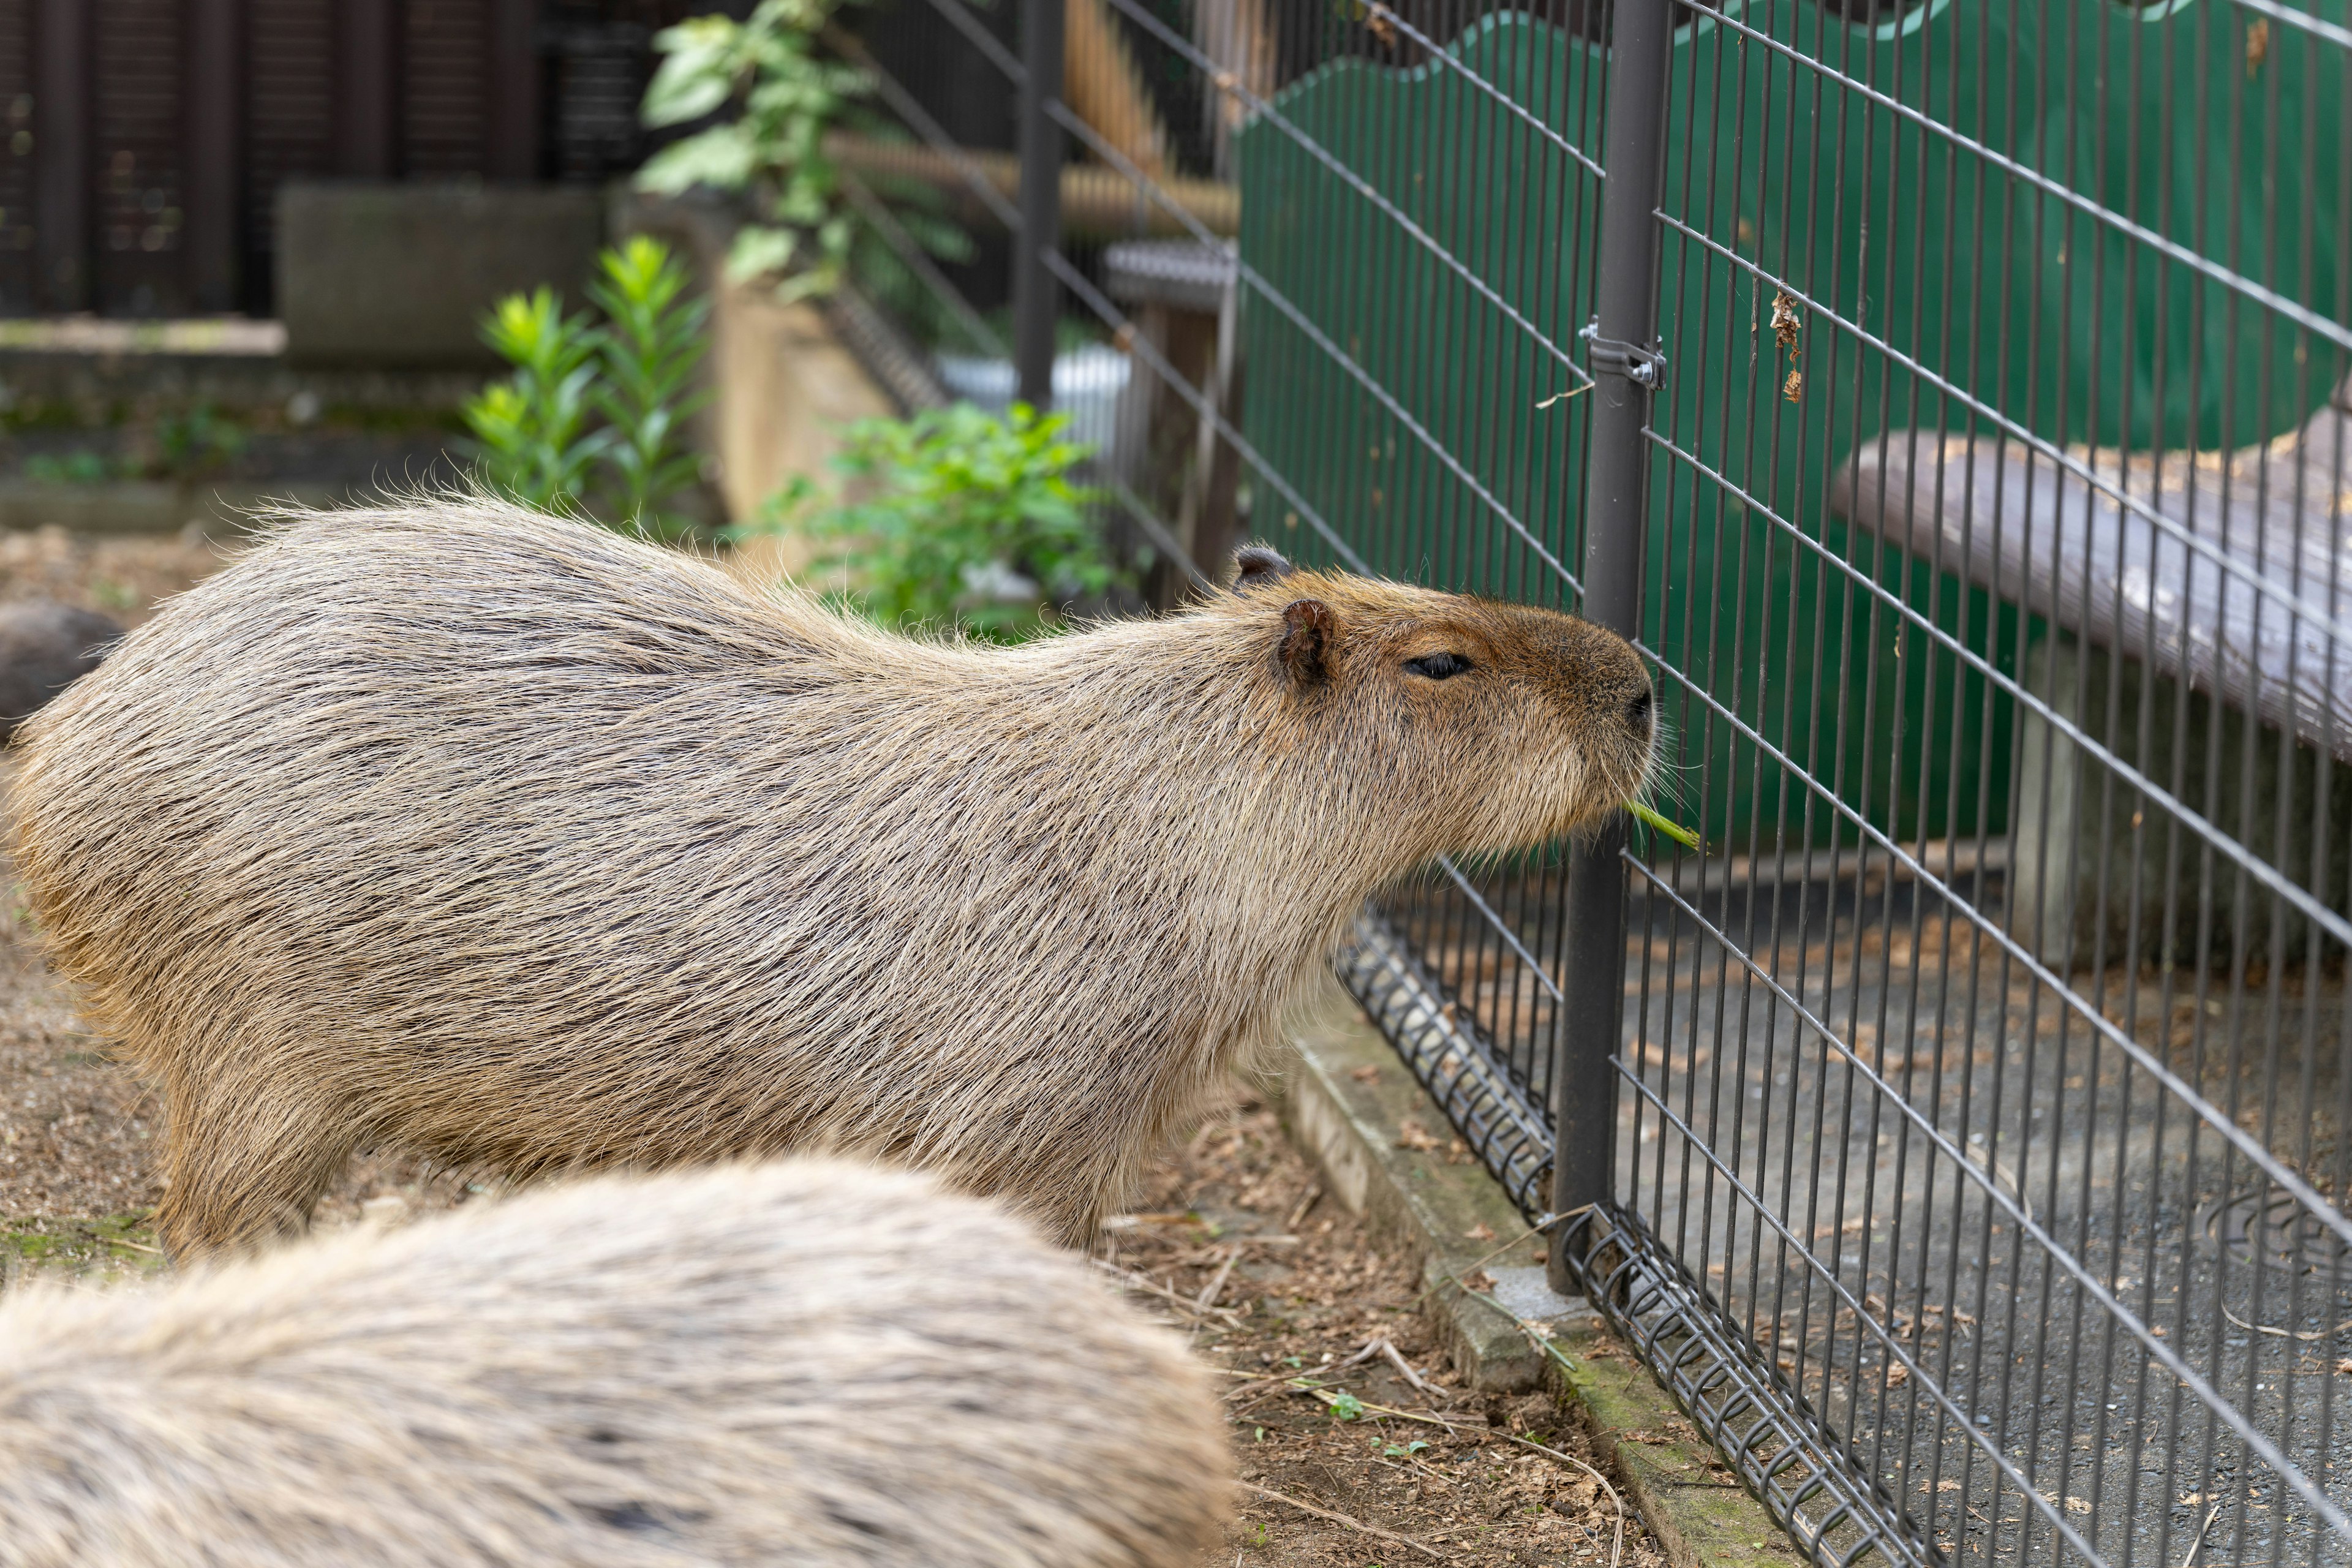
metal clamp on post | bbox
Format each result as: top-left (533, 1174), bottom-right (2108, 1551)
top-left (1580, 320), bottom-right (1667, 388)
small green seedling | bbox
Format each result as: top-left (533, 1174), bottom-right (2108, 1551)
top-left (1327, 1390), bottom-right (1366, 1422)
top-left (1384, 1440), bottom-right (1431, 1458)
top-left (1626, 799), bottom-right (1701, 851)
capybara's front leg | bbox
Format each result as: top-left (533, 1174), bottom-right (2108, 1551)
top-left (154, 1076), bottom-right (361, 1262)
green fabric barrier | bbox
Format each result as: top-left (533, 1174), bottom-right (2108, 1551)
top-left (1237, 0), bottom-right (2345, 846)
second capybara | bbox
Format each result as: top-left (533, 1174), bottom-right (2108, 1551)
top-left (0, 600), bottom-right (120, 736)
top-left (12, 498), bottom-right (1655, 1258)
top-left (0, 1158), bottom-right (1231, 1567)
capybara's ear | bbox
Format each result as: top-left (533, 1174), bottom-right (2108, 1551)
top-left (1233, 545), bottom-right (1294, 593)
top-left (1279, 598), bottom-right (1333, 686)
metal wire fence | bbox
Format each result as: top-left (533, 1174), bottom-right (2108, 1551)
top-left (849, 0), bottom-right (2352, 1562)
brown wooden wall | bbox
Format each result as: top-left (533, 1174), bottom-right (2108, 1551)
top-left (0, 0), bottom-right (741, 317)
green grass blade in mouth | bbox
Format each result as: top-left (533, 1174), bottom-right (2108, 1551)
top-left (1625, 799), bottom-right (1700, 851)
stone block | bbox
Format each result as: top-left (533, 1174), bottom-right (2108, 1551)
top-left (278, 181), bottom-right (607, 369)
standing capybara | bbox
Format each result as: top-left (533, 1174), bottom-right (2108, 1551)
top-left (0, 1159), bottom-right (1232, 1567)
top-left (12, 499), bottom-right (1656, 1258)
top-left (0, 600), bottom-right (119, 736)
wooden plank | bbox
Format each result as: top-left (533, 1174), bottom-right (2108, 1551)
top-left (486, 0), bottom-right (540, 181)
top-left (1830, 380), bottom-right (2352, 760)
top-left (331, 0), bottom-right (399, 177)
top-left (183, 0), bottom-right (244, 311)
top-left (30, 0), bottom-right (91, 311)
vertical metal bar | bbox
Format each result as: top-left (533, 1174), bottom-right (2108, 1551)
top-left (1550, 0), bottom-right (1673, 1294)
top-left (486, 0), bottom-right (543, 183)
top-left (1013, 0), bottom-right (1066, 409)
top-left (332, 0), bottom-right (402, 179)
top-left (31, 0), bottom-right (91, 313)
top-left (183, 0), bottom-right (246, 314)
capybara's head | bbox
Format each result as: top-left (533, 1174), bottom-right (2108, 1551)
top-left (1206, 545), bottom-right (1656, 859)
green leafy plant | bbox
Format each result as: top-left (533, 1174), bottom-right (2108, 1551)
top-left (588, 235), bottom-right (715, 537)
top-left (635, 0), bottom-right (971, 328)
top-left (1325, 1390), bottom-right (1367, 1422)
top-left (22, 450), bottom-right (116, 485)
top-left (154, 402), bottom-right (246, 478)
top-left (761, 402), bottom-right (1128, 644)
top-left (462, 237), bottom-right (712, 539)
top-left (466, 287), bottom-right (605, 513)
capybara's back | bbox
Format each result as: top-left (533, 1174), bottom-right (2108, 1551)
top-left (0, 1159), bottom-right (1232, 1567)
top-left (14, 499), bottom-right (1655, 1258)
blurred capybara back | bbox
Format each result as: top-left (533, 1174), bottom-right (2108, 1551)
top-left (0, 600), bottom-right (119, 736)
top-left (12, 499), bottom-right (1654, 1258)
top-left (0, 1159), bottom-right (1232, 1568)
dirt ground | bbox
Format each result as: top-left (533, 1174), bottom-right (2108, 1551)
top-left (0, 530), bottom-right (1670, 1567)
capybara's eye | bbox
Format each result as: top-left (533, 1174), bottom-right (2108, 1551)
top-left (1404, 652), bottom-right (1472, 680)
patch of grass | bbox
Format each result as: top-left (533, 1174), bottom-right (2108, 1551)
top-left (0, 1210), bottom-right (165, 1286)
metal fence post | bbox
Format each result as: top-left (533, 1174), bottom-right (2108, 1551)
top-left (1550, 0), bottom-right (1674, 1295)
top-left (1012, 0), bottom-right (1065, 408)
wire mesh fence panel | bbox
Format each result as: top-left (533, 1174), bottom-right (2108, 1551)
top-left (1608, 1), bottom-right (2352, 1566)
top-left (849, 0), bottom-right (2352, 1561)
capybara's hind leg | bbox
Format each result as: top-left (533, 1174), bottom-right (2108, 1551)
top-left (154, 1083), bottom-right (360, 1262)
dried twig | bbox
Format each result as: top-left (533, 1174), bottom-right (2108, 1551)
top-left (2220, 1301), bottom-right (2352, 1343)
top-left (2180, 1499), bottom-right (2223, 1568)
top-left (1238, 1480), bottom-right (1446, 1561)
top-left (1380, 1336), bottom-right (1439, 1396)
top-left (1283, 1182), bottom-right (1324, 1231)
top-left (1414, 1206), bottom-right (1582, 1308)
top-left (1088, 1258), bottom-right (1246, 1327)
top-left (1297, 1382), bottom-right (1464, 1434)
top-left (1196, 1248), bottom-right (1240, 1310)
top-left (1499, 1431), bottom-right (1627, 1568)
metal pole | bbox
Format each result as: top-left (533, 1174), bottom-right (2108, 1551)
top-left (1550, 0), bottom-right (1673, 1296)
top-left (1013, 0), bottom-right (1066, 408)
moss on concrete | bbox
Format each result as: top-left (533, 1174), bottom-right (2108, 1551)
top-left (0, 1210), bottom-right (167, 1292)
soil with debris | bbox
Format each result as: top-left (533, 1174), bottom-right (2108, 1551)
top-left (1112, 1095), bottom-right (1670, 1566)
top-left (0, 531), bottom-right (1668, 1566)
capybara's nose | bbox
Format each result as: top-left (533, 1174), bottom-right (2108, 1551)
top-left (1626, 687), bottom-right (1654, 737)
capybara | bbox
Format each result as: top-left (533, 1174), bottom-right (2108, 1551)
top-left (12, 499), bottom-right (1655, 1258)
top-left (0, 600), bottom-right (119, 735)
top-left (0, 1159), bottom-right (1232, 1567)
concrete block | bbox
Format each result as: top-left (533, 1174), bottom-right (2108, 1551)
top-left (278, 182), bottom-right (607, 369)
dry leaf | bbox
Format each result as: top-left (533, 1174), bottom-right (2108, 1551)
top-left (1770, 288), bottom-right (1803, 353)
top-left (1464, 1222), bottom-right (1497, 1242)
top-left (1885, 1363), bottom-right (1910, 1388)
top-left (1396, 1118), bottom-right (1441, 1153)
top-left (1783, 368), bottom-right (1804, 404)
top-left (2247, 17), bottom-right (2270, 75)
top-left (1349, 1063), bottom-right (1382, 1084)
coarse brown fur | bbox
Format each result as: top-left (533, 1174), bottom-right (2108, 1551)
top-left (0, 1158), bottom-right (1233, 1568)
top-left (11, 498), bottom-right (1654, 1259)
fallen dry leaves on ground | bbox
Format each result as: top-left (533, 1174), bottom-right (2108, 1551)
top-left (1111, 1097), bottom-right (1668, 1567)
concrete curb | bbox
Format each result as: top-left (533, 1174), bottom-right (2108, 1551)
top-left (1276, 995), bottom-right (1808, 1568)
